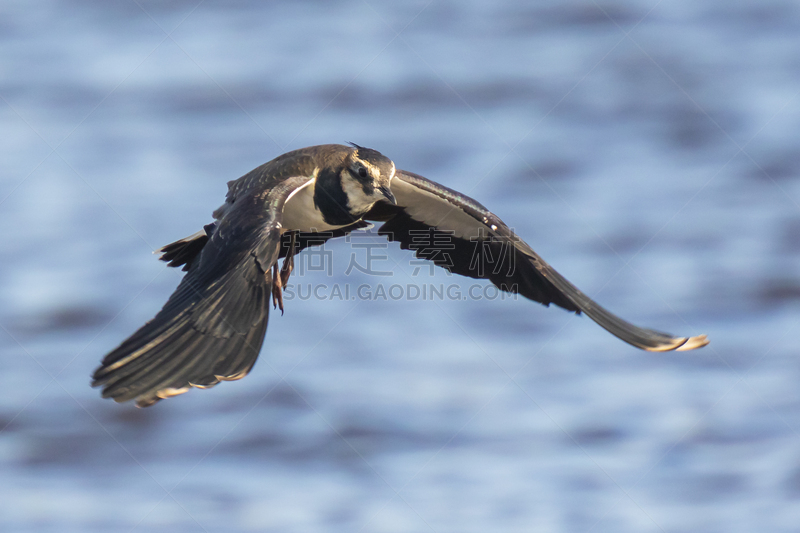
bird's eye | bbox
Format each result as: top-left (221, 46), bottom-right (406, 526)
top-left (358, 167), bottom-right (367, 178)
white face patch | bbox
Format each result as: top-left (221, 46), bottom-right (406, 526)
top-left (341, 172), bottom-right (378, 213)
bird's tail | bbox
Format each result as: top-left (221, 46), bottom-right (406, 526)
top-left (156, 223), bottom-right (216, 271)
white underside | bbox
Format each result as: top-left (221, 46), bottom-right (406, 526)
top-left (282, 178), bottom-right (351, 233)
top-left (390, 178), bottom-right (492, 240)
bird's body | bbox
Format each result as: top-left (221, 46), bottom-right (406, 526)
top-left (211, 144), bottom-right (394, 233)
top-left (93, 144), bottom-right (708, 407)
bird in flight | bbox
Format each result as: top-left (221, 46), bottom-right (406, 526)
top-left (92, 144), bottom-right (708, 407)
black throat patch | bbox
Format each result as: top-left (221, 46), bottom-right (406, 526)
top-left (313, 168), bottom-right (361, 226)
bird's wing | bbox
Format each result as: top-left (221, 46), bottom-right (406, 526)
top-left (92, 175), bottom-right (313, 407)
top-left (366, 170), bottom-right (708, 352)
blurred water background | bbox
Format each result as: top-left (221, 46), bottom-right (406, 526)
top-left (2, 1), bottom-right (800, 531)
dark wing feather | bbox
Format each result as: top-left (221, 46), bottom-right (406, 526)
top-left (92, 176), bottom-right (312, 407)
top-left (277, 221), bottom-right (372, 258)
top-left (367, 170), bottom-right (708, 352)
top-left (156, 222), bottom-right (372, 271)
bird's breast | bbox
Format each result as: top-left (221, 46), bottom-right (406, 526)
top-left (282, 178), bottom-right (352, 232)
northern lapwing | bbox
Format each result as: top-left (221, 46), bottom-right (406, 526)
top-left (92, 144), bottom-right (708, 407)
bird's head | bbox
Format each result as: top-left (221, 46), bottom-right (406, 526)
top-left (340, 143), bottom-right (397, 214)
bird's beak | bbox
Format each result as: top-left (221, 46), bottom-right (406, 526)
top-left (379, 185), bottom-right (397, 205)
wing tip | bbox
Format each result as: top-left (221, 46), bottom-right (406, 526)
top-left (675, 333), bottom-right (709, 351)
top-left (642, 333), bottom-right (709, 352)
top-left (128, 370), bottom-right (253, 408)
top-left (133, 386), bottom-right (191, 408)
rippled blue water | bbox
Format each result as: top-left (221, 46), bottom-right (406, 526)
top-left (2, 1), bottom-right (800, 531)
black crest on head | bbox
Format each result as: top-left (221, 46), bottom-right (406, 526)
top-left (347, 142), bottom-right (387, 166)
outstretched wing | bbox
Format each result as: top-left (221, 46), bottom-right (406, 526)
top-left (366, 170), bottom-right (708, 352)
top-left (156, 221), bottom-right (373, 271)
top-left (92, 176), bottom-right (312, 407)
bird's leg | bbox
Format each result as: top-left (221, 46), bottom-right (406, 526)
top-left (271, 262), bottom-right (284, 315)
top-left (270, 232), bottom-right (297, 316)
top-left (280, 230), bottom-right (297, 287)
